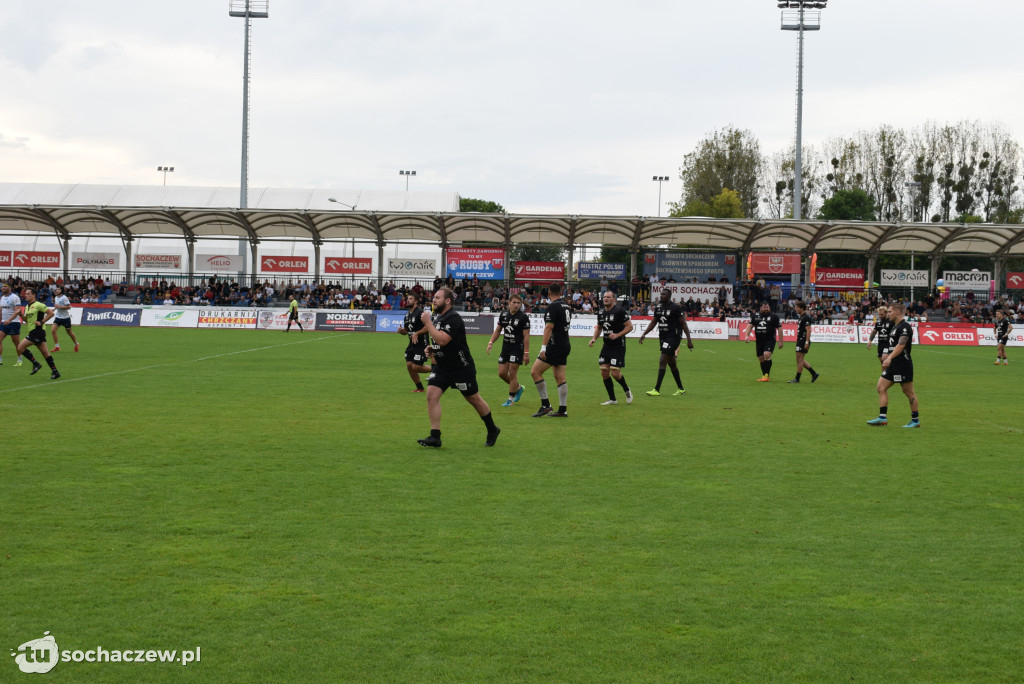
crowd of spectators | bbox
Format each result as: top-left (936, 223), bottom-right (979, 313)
top-left (0, 275), bottom-right (110, 304)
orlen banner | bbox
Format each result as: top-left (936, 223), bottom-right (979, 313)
top-left (196, 254), bottom-right (243, 272)
top-left (514, 261), bottom-right (565, 281)
top-left (446, 248), bottom-right (505, 279)
top-left (261, 256), bottom-right (309, 273)
top-left (1006, 272), bottom-right (1024, 290)
top-left (198, 309), bottom-right (258, 329)
top-left (73, 252), bottom-right (121, 269)
top-left (0, 251), bottom-right (10, 267)
top-left (651, 283), bottom-right (734, 302)
top-left (749, 252), bottom-right (801, 275)
top-left (317, 312), bottom-right (375, 331)
top-left (919, 327), bottom-right (977, 346)
top-left (388, 258), bottom-right (435, 277)
top-left (881, 269), bottom-right (929, 287)
top-left (13, 251), bottom-right (61, 269)
top-left (814, 268), bottom-right (865, 290)
top-left (943, 271), bottom-right (991, 290)
top-left (325, 257), bottom-right (372, 275)
top-left (136, 254), bottom-right (181, 270)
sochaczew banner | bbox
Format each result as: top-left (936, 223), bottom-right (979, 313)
top-left (749, 252), bottom-right (801, 275)
top-left (651, 283), bottom-right (733, 302)
top-left (135, 254), bottom-right (181, 270)
top-left (446, 248), bottom-right (505, 280)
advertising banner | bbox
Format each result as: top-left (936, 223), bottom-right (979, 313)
top-left (0, 251), bottom-right (10, 267)
top-left (1005, 272), bottom-right (1024, 289)
top-left (261, 256), bottom-right (309, 273)
top-left (463, 314), bottom-right (497, 335)
top-left (446, 248), bottom-right (505, 280)
top-left (514, 261), bottom-right (565, 281)
top-left (316, 312), bottom-right (376, 331)
top-left (195, 254), bottom-right (243, 272)
top-left (197, 308), bottom-right (258, 329)
top-left (810, 323), bottom-right (859, 344)
top-left (814, 268), bottom-right (865, 290)
top-left (135, 254), bottom-right (181, 270)
top-left (749, 252), bottom-right (801, 275)
top-left (978, 326), bottom-right (1024, 347)
top-left (73, 252), bottom-right (121, 269)
top-left (643, 252), bottom-right (736, 281)
top-left (81, 308), bottom-right (141, 326)
top-left (919, 327), bottom-right (977, 345)
top-left (881, 269), bottom-right (930, 287)
top-left (324, 257), bottom-right (373, 275)
top-left (578, 262), bottom-right (627, 280)
top-left (375, 313), bottom-right (407, 332)
top-left (943, 271), bottom-right (991, 290)
top-left (387, 258), bottom-right (435, 277)
top-left (140, 309), bottom-right (200, 328)
top-left (256, 309), bottom-right (317, 331)
top-left (651, 283), bottom-right (733, 302)
top-left (12, 251), bottom-right (62, 269)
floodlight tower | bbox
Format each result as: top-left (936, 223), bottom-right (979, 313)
top-left (399, 169), bottom-right (417, 191)
top-left (229, 0), bottom-right (269, 209)
top-left (778, 0), bottom-right (826, 220)
top-left (652, 176), bottom-right (669, 217)
top-left (157, 166), bottom-right (175, 186)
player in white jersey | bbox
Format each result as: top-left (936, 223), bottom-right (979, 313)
top-left (50, 287), bottom-right (79, 352)
top-left (0, 283), bottom-right (25, 366)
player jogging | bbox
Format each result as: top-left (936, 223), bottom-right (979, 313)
top-left (866, 305), bottom-right (890, 366)
top-left (530, 282), bottom-right (571, 418)
top-left (16, 288), bottom-right (60, 380)
top-left (50, 286), bottom-right (79, 352)
top-left (867, 302), bottom-right (919, 428)
top-left (416, 287), bottom-right (499, 448)
top-left (285, 294), bottom-right (303, 332)
top-left (588, 290), bottom-right (634, 405)
top-left (0, 283), bottom-right (25, 366)
top-left (788, 300), bottom-right (819, 383)
top-left (638, 288), bottom-right (693, 395)
top-left (486, 293), bottom-right (530, 406)
top-left (398, 293), bottom-right (431, 392)
top-left (742, 301), bottom-right (783, 381)
top-left (994, 309), bottom-right (1013, 365)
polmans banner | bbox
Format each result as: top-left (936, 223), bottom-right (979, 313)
top-left (814, 268), bottom-right (865, 290)
top-left (514, 261), bottom-right (565, 281)
top-left (73, 252), bottom-right (121, 269)
top-left (578, 262), bottom-right (627, 280)
top-left (749, 252), bottom-right (801, 275)
top-left (881, 269), bottom-right (929, 287)
top-left (642, 252), bottom-right (736, 281)
top-left (261, 256), bottom-right (309, 273)
top-left (387, 258), bottom-right (435, 277)
top-left (324, 257), bottom-right (372, 275)
top-left (446, 248), bottom-right (505, 279)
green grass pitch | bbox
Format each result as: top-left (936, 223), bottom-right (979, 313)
top-left (2, 327), bottom-right (1022, 682)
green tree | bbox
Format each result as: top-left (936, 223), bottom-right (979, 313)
top-left (671, 127), bottom-right (762, 218)
top-left (508, 244), bottom-right (565, 264)
top-left (459, 197), bottom-right (505, 213)
top-left (817, 188), bottom-right (876, 221)
top-left (671, 187), bottom-right (745, 219)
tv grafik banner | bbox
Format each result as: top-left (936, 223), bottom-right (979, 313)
top-left (881, 269), bottom-right (929, 287)
top-left (135, 254), bottom-right (181, 270)
top-left (197, 308), bottom-right (258, 329)
top-left (256, 309), bottom-right (317, 331)
top-left (643, 252), bottom-right (736, 280)
top-left (388, 258), bottom-right (435, 277)
top-left (445, 248), bottom-right (505, 279)
top-left (577, 262), bottom-right (627, 280)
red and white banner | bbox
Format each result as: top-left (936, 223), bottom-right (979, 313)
top-left (1006, 272), bottom-right (1024, 289)
top-left (514, 261), bottom-right (565, 281)
top-left (135, 254), bottom-right (181, 270)
top-left (324, 257), bottom-right (372, 275)
top-left (0, 251), bottom-right (10, 268)
top-left (749, 252), bottom-right (801, 275)
top-left (13, 251), bottom-right (61, 269)
top-left (196, 254), bottom-right (243, 272)
top-left (814, 268), bottom-right (865, 290)
top-left (260, 256), bottom-right (309, 273)
top-left (919, 327), bottom-right (977, 345)
top-left (651, 283), bottom-right (734, 301)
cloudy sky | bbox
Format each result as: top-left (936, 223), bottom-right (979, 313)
top-left (2, 0), bottom-right (1023, 217)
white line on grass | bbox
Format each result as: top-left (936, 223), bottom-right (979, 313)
top-left (703, 349), bottom-right (717, 354)
top-left (0, 334), bottom-right (346, 395)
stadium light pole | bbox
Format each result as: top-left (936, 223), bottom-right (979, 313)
top-left (779, 0), bottom-right (826, 220)
top-left (229, 0), bottom-right (269, 209)
top-left (399, 169), bottom-right (416, 191)
top-left (157, 166), bottom-right (175, 186)
top-left (329, 198), bottom-right (358, 257)
top-left (652, 176), bottom-right (669, 217)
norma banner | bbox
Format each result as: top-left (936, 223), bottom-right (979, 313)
top-left (578, 262), bottom-right (627, 280)
top-left (324, 257), bottom-right (373, 275)
top-left (514, 261), bottom-right (565, 281)
top-left (135, 254), bottom-right (181, 270)
top-left (198, 308), bottom-right (258, 329)
top-left (73, 252), bottom-right (121, 269)
top-left (257, 309), bottom-right (317, 331)
top-left (446, 248), bottom-right (505, 280)
top-left (814, 268), bottom-right (865, 290)
top-left (643, 252), bottom-right (737, 281)
top-left (943, 271), bottom-right (991, 290)
top-left (1006, 272), bottom-right (1024, 289)
top-left (651, 283), bottom-right (734, 302)
top-left (12, 251), bottom-right (62, 269)
top-left (316, 312), bottom-right (375, 331)
top-left (140, 309), bottom-right (201, 328)
top-left (195, 254), bottom-right (243, 272)
top-left (881, 269), bottom-right (929, 287)
top-left (261, 256), bottom-right (309, 273)
top-left (387, 258), bottom-right (435, 277)
top-left (81, 308), bottom-right (141, 326)
top-left (749, 252), bottom-right (801, 275)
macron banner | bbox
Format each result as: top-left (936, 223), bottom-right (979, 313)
top-left (325, 257), bottom-right (373, 275)
top-left (1006, 272), bottom-right (1024, 289)
top-left (446, 248), bottom-right (505, 280)
top-left (13, 251), bottom-right (62, 269)
top-left (814, 268), bottom-right (865, 290)
top-left (73, 252), bottom-right (121, 269)
top-left (387, 258), bottom-right (435, 277)
top-left (943, 271), bottom-right (991, 291)
top-left (881, 269), bottom-right (929, 287)
top-left (578, 262), bottom-right (627, 280)
top-left (750, 252), bottom-right (801, 275)
top-left (514, 261), bottom-right (565, 281)
top-left (261, 256), bottom-right (309, 273)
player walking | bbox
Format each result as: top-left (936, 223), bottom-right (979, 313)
top-left (0, 283), bottom-right (25, 366)
top-left (638, 288), bottom-right (693, 395)
top-left (742, 301), bottom-right (783, 381)
top-left (788, 300), bottom-right (819, 383)
top-left (486, 293), bottom-right (531, 406)
top-left (50, 286), bottom-right (79, 352)
top-left (16, 288), bottom-right (60, 380)
top-left (867, 302), bottom-right (920, 428)
top-left (398, 293), bottom-right (431, 392)
top-left (530, 282), bottom-right (571, 418)
top-left (589, 290), bottom-right (633, 405)
top-left (994, 309), bottom-right (1013, 365)
top-left (866, 305), bottom-right (890, 366)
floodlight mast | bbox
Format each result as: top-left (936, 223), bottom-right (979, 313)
top-left (779, 1), bottom-right (825, 221)
top-left (652, 176), bottom-right (669, 217)
top-left (229, 0), bottom-right (269, 209)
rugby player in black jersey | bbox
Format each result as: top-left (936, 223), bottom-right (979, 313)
top-left (588, 290), bottom-right (634, 405)
top-left (397, 293), bottom-right (431, 392)
top-left (529, 282), bottom-right (571, 417)
top-left (866, 305), bottom-right (891, 367)
top-left (742, 301), bottom-right (783, 381)
top-left (638, 288), bottom-right (693, 395)
top-left (994, 309), bottom-right (1013, 365)
top-left (416, 288), bottom-right (500, 447)
top-left (868, 302), bottom-right (920, 428)
top-left (486, 293), bottom-right (531, 406)
top-left (787, 300), bottom-right (820, 383)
